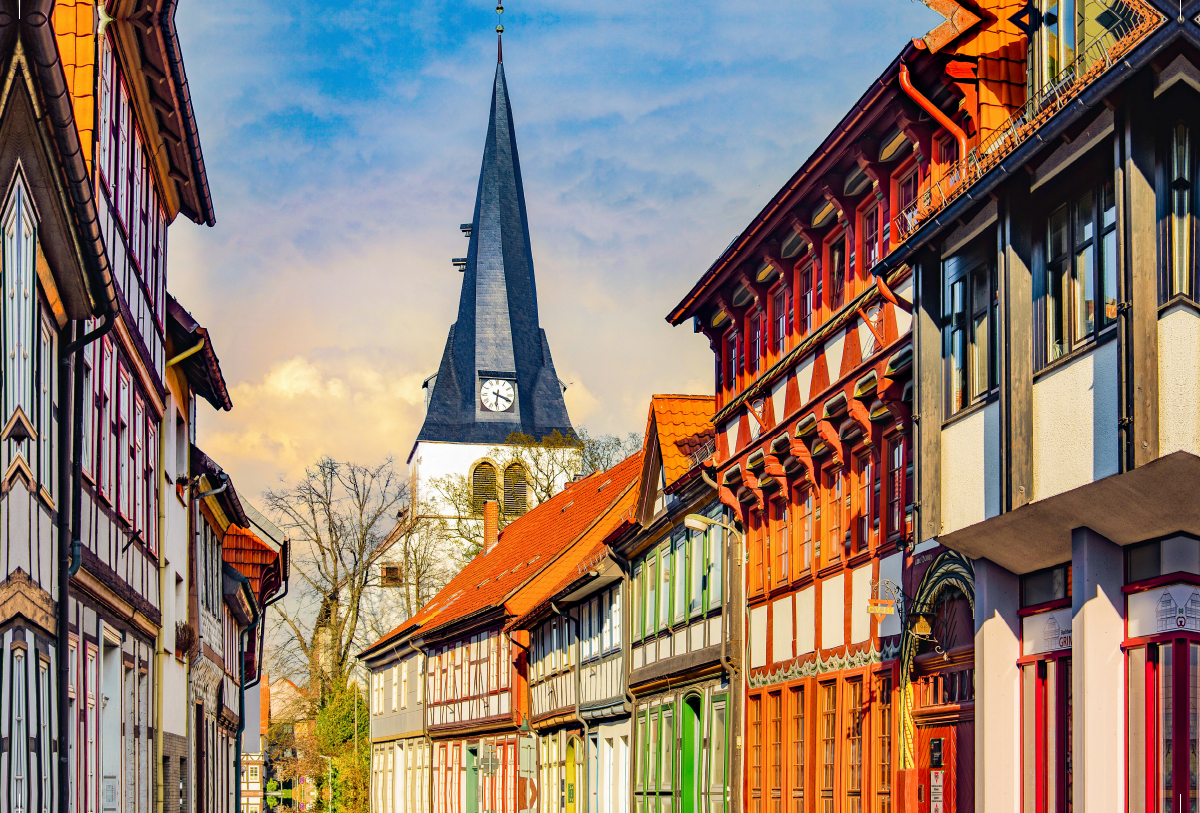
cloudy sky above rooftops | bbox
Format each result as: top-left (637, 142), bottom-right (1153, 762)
top-left (168, 0), bottom-right (937, 501)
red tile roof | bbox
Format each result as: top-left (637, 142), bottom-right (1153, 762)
top-left (506, 476), bottom-right (640, 630)
top-left (223, 524), bottom-right (283, 605)
top-left (360, 451), bottom-right (644, 655)
top-left (645, 395), bottom-right (715, 487)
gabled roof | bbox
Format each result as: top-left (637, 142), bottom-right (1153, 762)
top-left (645, 395), bottom-right (716, 489)
top-left (360, 451), bottom-right (643, 657)
top-left (168, 296), bottom-right (232, 411)
top-left (506, 478), bottom-right (638, 631)
top-left (223, 524), bottom-right (286, 606)
top-left (192, 445), bottom-right (249, 528)
top-left (415, 57), bottom-right (574, 450)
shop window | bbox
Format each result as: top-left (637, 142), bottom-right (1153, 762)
top-left (749, 694), bottom-right (763, 813)
top-left (820, 683), bottom-right (837, 813)
top-left (1125, 640), bottom-right (1200, 813)
top-left (876, 675), bottom-right (893, 813)
top-left (1021, 656), bottom-right (1072, 813)
top-left (768, 691), bottom-right (783, 813)
top-left (1041, 176), bottom-right (1117, 367)
top-left (944, 237), bottom-right (997, 413)
top-left (846, 679), bottom-right (864, 813)
top-left (790, 686), bottom-right (805, 812)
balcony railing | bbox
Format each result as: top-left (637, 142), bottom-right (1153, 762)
top-left (891, 0), bottom-right (1160, 245)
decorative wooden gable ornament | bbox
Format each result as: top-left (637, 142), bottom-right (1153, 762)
top-left (912, 0), bottom-right (982, 53)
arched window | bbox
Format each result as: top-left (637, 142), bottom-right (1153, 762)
top-left (504, 464), bottom-right (528, 514)
top-left (471, 462), bottom-right (498, 513)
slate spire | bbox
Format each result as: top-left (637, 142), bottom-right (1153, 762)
top-left (416, 61), bottom-right (575, 447)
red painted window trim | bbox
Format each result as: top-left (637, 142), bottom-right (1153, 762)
top-left (1122, 571), bottom-right (1200, 594)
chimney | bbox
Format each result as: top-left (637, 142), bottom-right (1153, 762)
top-left (483, 500), bottom-right (499, 555)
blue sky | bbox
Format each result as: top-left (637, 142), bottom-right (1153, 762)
top-left (166, 0), bottom-right (938, 497)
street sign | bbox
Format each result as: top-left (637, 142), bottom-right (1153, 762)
top-left (480, 743), bottom-right (501, 775)
top-left (867, 598), bottom-right (895, 616)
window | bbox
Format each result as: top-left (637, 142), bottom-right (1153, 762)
top-left (658, 545), bottom-right (671, 633)
top-left (877, 676), bottom-right (893, 813)
top-left (709, 698), bottom-right (729, 813)
top-left (897, 166), bottom-right (920, 232)
top-left (1022, 563), bottom-right (1071, 608)
top-left (854, 455), bottom-right (883, 556)
top-left (823, 468), bottom-right (843, 566)
top-left (1042, 178), bottom-right (1117, 366)
top-left (688, 530), bottom-right (704, 618)
top-left (862, 204), bottom-right (881, 271)
top-left (790, 686), bottom-right (805, 813)
top-left (799, 263), bottom-right (814, 335)
top-left (39, 660), bottom-right (49, 813)
top-left (750, 309), bottom-right (763, 374)
top-left (772, 499), bottom-right (789, 587)
top-left (471, 463), bottom-right (498, 512)
top-left (708, 518), bottom-right (724, 610)
top-left (828, 237), bottom-right (847, 311)
top-left (661, 706), bottom-right (674, 791)
top-left (750, 694), bottom-right (763, 813)
top-left (37, 317), bottom-right (54, 496)
top-left (820, 683), bottom-right (837, 813)
top-left (724, 329), bottom-right (738, 391)
top-left (632, 562), bottom-right (643, 641)
top-left (750, 509), bottom-right (766, 595)
top-left (795, 487), bottom-right (814, 579)
top-left (887, 435), bottom-right (911, 543)
top-left (610, 586), bottom-right (621, 650)
top-left (944, 239), bottom-right (998, 412)
top-left (646, 553), bottom-right (658, 635)
top-left (774, 286), bottom-right (793, 355)
top-left (503, 464), bottom-right (527, 514)
top-left (845, 680), bottom-right (863, 813)
top-left (1168, 122), bottom-right (1195, 300)
top-left (1023, 655), bottom-right (1073, 813)
top-left (635, 713), bottom-right (646, 791)
top-left (673, 531), bottom-right (687, 625)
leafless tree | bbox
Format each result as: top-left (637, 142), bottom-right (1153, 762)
top-left (577, 427), bottom-right (644, 474)
top-left (264, 457), bottom-right (408, 698)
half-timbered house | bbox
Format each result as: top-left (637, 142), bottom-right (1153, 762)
top-left (508, 456), bottom-right (640, 813)
top-left (0, 2), bottom-right (221, 813)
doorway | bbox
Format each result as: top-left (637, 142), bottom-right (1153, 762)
top-left (681, 695), bottom-right (703, 813)
top-left (466, 746), bottom-right (478, 813)
top-left (565, 737), bottom-right (577, 813)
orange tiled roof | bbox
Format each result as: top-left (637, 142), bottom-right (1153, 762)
top-left (506, 473), bottom-right (640, 630)
top-left (223, 524), bottom-right (282, 605)
top-left (361, 451), bottom-right (644, 655)
top-left (646, 395), bottom-right (715, 488)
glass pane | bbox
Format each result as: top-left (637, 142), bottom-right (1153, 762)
top-left (1173, 123), bottom-right (1192, 297)
top-left (1130, 649), bottom-right (1147, 813)
top-left (972, 272), bottom-right (990, 399)
top-left (1049, 205), bottom-right (1070, 260)
top-left (711, 702), bottom-right (727, 791)
top-left (1075, 190), bottom-right (1095, 245)
top-left (1102, 230), bottom-right (1118, 326)
top-left (1023, 666), bottom-right (1037, 813)
top-left (1046, 660), bottom-right (1058, 811)
top-left (1048, 261), bottom-right (1068, 362)
top-left (1075, 244), bottom-right (1095, 341)
top-left (1163, 645), bottom-right (1176, 813)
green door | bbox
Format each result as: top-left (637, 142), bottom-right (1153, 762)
top-left (681, 696), bottom-right (703, 813)
top-left (466, 746), bottom-right (478, 813)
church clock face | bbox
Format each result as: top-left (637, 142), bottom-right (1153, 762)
top-left (480, 379), bottom-right (516, 412)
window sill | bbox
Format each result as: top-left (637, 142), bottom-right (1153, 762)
top-left (941, 392), bottom-right (997, 430)
top-left (1033, 326), bottom-right (1116, 382)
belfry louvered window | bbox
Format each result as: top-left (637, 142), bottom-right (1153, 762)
top-left (471, 462), bottom-right (498, 513)
top-left (503, 463), bottom-right (528, 514)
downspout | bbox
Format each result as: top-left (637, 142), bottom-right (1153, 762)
top-left (155, 390), bottom-right (172, 813)
top-left (898, 62), bottom-right (969, 169)
top-left (551, 601), bottom-right (589, 813)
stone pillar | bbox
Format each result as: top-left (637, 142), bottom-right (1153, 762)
top-left (975, 557), bottom-right (1020, 813)
top-left (1072, 527), bottom-right (1125, 813)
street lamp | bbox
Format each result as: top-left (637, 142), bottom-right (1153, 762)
top-left (318, 755), bottom-right (333, 812)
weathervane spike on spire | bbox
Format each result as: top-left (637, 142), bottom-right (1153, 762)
top-left (496, 3), bottom-right (504, 63)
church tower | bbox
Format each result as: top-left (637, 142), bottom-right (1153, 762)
top-left (409, 50), bottom-right (575, 516)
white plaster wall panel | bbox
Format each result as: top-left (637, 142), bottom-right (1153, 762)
top-left (857, 317), bottom-right (876, 359)
top-left (1092, 339), bottom-right (1120, 480)
top-left (795, 356), bottom-right (815, 407)
top-left (1158, 306), bottom-right (1200, 456)
top-left (825, 330), bottom-right (847, 384)
top-left (749, 605), bottom-right (769, 668)
top-left (821, 574), bottom-right (845, 650)
top-left (878, 553), bottom-right (903, 637)
top-left (1033, 351), bottom-right (1098, 501)
top-left (771, 378), bottom-right (787, 426)
top-left (894, 278), bottom-right (914, 336)
top-left (723, 420), bottom-right (738, 455)
top-left (772, 596), bottom-right (794, 663)
top-left (796, 586), bottom-right (816, 656)
top-left (850, 565), bottom-right (873, 644)
top-left (940, 402), bottom-right (1001, 535)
